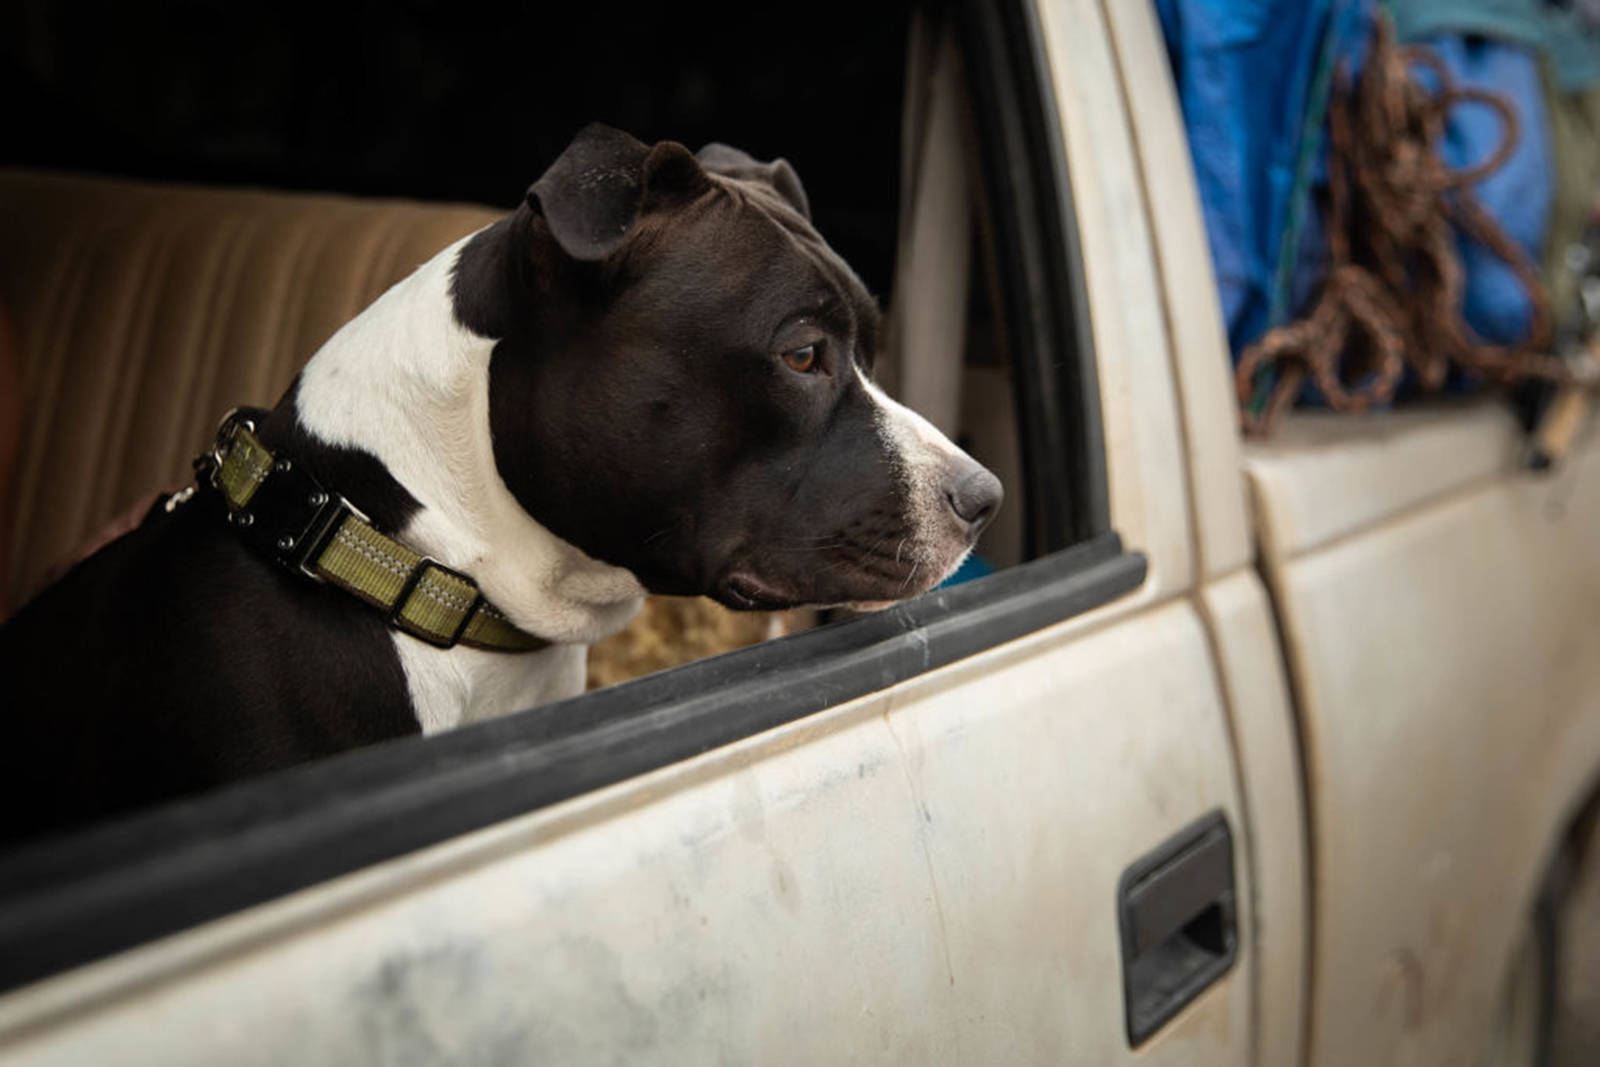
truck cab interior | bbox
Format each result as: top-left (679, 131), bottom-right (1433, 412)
top-left (2, 0), bottom-right (1057, 685)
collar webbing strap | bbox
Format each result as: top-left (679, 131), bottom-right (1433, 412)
top-left (205, 411), bottom-right (548, 654)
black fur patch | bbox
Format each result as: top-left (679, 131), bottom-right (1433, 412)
top-left (259, 378), bottom-right (423, 535)
top-left (0, 496), bottom-right (417, 847)
top-left (450, 215), bottom-right (524, 341)
top-left (0, 393), bottom-right (423, 847)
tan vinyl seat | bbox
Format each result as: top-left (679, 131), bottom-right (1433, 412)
top-left (0, 169), bottom-right (784, 688)
top-left (0, 169), bottom-right (501, 609)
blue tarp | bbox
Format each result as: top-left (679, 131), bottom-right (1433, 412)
top-left (1155, 0), bottom-right (1372, 357)
top-left (1156, 0), bottom-right (1600, 361)
top-left (1414, 34), bottom-right (1553, 344)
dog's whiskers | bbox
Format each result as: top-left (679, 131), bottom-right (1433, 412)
top-left (898, 561), bottom-right (923, 596)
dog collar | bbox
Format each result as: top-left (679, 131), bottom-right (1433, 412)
top-left (194, 409), bottom-right (550, 654)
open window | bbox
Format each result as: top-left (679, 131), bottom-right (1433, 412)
top-left (583, 0), bottom-right (1107, 686)
top-left (0, 0), bottom-right (1139, 994)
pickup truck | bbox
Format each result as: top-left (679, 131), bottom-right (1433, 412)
top-left (0, 0), bottom-right (1596, 1064)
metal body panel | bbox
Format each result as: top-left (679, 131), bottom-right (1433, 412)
top-left (1248, 415), bottom-right (1600, 1065)
top-left (1103, 3), bottom-right (1309, 1063)
top-left (1037, 0), bottom-right (1193, 603)
top-left (1116, 0), bottom-right (1600, 1059)
top-left (0, 602), bottom-right (1249, 1066)
top-left (1199, 572), bottom-right (1308, 1067)
top-left (1097, 0), bottom-right (1253, 582)
top-left (1246, 405), bottom-right (1522, 558)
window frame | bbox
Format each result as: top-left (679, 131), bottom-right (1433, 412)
top-left (0, 0), bottom-right (1143, 995)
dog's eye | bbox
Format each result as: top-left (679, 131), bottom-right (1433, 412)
top-left (782, 344), bottom-right (820, 374)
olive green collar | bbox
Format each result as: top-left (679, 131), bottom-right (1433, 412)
top-left (196, 409), bottom-right (549, 653)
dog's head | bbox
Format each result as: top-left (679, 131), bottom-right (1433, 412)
top-left (457, 123), bottom-right (1001, 611)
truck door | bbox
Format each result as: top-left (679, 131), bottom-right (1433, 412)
top-left (0, 2), bottom-right (1258, 1063)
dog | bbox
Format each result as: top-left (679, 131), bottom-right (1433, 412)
top-left (0, 124), bottom-right (1001, 844)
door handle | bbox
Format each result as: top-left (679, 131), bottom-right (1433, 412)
top-left (1117, 811), bottom-right (1238, 1045)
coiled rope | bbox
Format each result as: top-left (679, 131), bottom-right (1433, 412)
top-left (1238, 19), bottom-right (1569, 436)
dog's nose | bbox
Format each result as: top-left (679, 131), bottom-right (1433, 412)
top-left (945, 466), bottom-right (1003, 536)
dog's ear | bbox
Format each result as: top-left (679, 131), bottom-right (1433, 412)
top-left (529, 124), bottom-right (709, 262)
top-left (696, 143), bottom-right (811, 220)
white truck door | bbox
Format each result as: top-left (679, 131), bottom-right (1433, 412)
top-left (1110, 0), bottom-right (1600, 1061)
top-left (0, 2), bottom-right (1258, 1064)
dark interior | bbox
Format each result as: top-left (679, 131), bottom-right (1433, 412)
top-left (5, 0), bottom-right (917, 298)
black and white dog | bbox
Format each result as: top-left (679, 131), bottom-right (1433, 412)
top-left (0, 125), bottom-right (1001, 843)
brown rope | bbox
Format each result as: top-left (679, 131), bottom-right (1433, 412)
top-left (1238, 18), bottom-right (1568, 436)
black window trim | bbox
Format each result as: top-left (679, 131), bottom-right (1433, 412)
top-left (959, 0), bottom-right (1108, 551)
top-left (0, 0), bottom-right (1139, 996)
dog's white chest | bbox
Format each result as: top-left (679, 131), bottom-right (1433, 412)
top-left (393, 638), bottom-right (588, 734)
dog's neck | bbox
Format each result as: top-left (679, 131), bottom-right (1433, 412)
top-left (289, 232), bottom-right (645, 646)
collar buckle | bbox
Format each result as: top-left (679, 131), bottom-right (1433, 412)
top-left (195, 407), bottom-right (259, 488)
top-left (289, 489), bottom-right (369, 583)
top-left (197, 410), bottom-right (368, 583)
